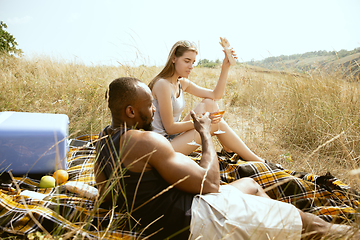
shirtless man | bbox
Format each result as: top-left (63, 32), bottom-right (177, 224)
top-left (95, 77), bottom-right (358, 240)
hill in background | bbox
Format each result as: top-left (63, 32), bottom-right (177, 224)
top-left (197, 47), bottom-right (360, 81)
top-left (245, 47), bottom-right (360, 81)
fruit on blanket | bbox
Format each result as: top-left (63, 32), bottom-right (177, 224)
top-left (52, 169), bottom-right (69, 185)
top-left (38, 176), bottom-right (56, 188)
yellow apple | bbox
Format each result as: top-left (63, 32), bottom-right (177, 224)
top-left (38, 176), bottom-right (56, 188)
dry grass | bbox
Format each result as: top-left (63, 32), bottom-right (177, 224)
top-left (181, 63), bottom-right (360, 191)
top-left (1, 54), bottom-right (360, 239)
top-left (222, 65), bottom-right (360, 190)
top-left (1, 54), bottom-right (360, 185)
top-left (0, 55), bottom-right (161, 136)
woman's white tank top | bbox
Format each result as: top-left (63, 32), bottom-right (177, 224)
top-left (152, 82), bottom-right (185, 136)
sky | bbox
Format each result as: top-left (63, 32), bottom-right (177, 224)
top-left (1, 0), bottom-right (359, 66)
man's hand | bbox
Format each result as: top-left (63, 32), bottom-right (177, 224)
top-left (209, 112), bottom-right (223, 125)
top-left (190, 111), bottom-right (211, 135)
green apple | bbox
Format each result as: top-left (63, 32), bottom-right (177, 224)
top-left (38, 176), bottom-right (56, 188)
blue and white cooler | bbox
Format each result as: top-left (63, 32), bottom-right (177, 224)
top-left (0, 111), bottom-right (69, 177)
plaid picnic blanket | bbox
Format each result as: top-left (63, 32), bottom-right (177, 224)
top-left (0, 135), bottom-right (139, 239)
top-left (1, 135), bottom-right (360, 238)
top-left (216, 154), bottom-right (360, 223)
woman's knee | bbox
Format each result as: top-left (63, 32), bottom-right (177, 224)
top-left (201, 98), bottom-right (216, 112)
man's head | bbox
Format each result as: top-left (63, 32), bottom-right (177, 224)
top-left (107, 77), bottom-right (155, 131)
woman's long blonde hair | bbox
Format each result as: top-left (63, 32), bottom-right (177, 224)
top-left (148, 40), bottom-right (198, 90)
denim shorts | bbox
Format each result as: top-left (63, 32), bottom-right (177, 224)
top-left (164, 133), bottom-right (180, 142)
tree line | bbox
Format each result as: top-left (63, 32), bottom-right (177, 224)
top-left (0, 21), bottom-right (22, 56)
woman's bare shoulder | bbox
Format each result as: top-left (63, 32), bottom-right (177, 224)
top-left (153, 78), bottom-right (170, 90)
top-left (152, 78), bottom-right (171, 97)
top-left (179, 78), bottom-right (190, 89)
top-left (154, 78), bottom-right (169, 86)
top-left (179, 78), bottom-right (189, 85)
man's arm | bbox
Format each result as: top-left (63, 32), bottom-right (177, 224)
top-left (124, 112), bottom-right (220, 194)
top-left (190, 111), bottom-right (220, 191)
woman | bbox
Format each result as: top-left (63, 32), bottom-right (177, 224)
top-left (148, 40), bottom-right (264, 162)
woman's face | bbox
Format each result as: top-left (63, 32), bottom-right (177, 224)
top-left (173, 50), bottom-right (197, 78)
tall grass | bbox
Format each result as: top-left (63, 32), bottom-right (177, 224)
top-left (1, 54), bottom-right (360, 238)
top-left (0, 55), bottom-right (161, 136)
top-left (1, 54), bottom-right (360, 188)
top-left (223, 66), bottom-right (360, 189)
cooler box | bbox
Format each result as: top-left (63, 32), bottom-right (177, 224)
top-left (0, 111), bottom-right (69, 176)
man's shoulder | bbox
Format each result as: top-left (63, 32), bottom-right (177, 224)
top-left (97, 128), bottom-right (171, 158)
top-left (131, 130), bottom-right (177, 157)
top-left (126, 129), bottom-right (168, 144)
top-left (123, 130), bottom-right (176, 164)
top-left (97, 127), bottom-right (156, 148)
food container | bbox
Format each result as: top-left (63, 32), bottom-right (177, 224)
top-left (0, 111), bottom-right (69, 176)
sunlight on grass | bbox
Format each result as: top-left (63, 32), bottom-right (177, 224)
top-left (1, 53), bottom-right (360, 239)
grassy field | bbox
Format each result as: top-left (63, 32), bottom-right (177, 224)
top-left (1, 54), bottom-right (360, 187)
top-left (1, 54), bottom-right (360, 239)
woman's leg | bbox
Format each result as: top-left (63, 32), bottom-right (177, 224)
top-left (201, 98), bottom-right (264, 162)
top-left (170, 122), bottom-right (247, 157)
top-left (215, 120), bottom-right (265, 162)
top-left (176, 98), bottom-right (264, 161)
top-left (173, 98), bottom-right (224, 154)
top-left (170, 129), bottom-right (202, 154)
top-left (172, 99), bottom-right (215, 154)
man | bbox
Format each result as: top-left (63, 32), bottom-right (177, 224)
top-left (95, 77), bottom-right (357, 239)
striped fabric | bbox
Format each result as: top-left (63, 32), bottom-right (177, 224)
top-left (190, 151), bottom-right (360, 223)
top-left (0, 135), bottom-right (140, 239)
top-left (1, 135), bottom-right (359, 238)
top-left (217, 154), bottom-right (360, 223)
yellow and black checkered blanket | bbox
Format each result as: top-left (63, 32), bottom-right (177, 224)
top-left (1, 135), bottom-right (360, 238)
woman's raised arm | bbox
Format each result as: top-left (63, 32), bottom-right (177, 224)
top-left (182, 51), bottom-right (233, 100)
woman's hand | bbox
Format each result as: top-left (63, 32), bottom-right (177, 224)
top-left (222, 49), bottom-right (237, 68)
top-left (219, 37), bottom-right (237, 66)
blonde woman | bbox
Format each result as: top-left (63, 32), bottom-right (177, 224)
top-left (149, 40), bottom-right (264, 162)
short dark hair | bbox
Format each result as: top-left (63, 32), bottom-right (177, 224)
top-left (106, 77), bottom-right (142, 114)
